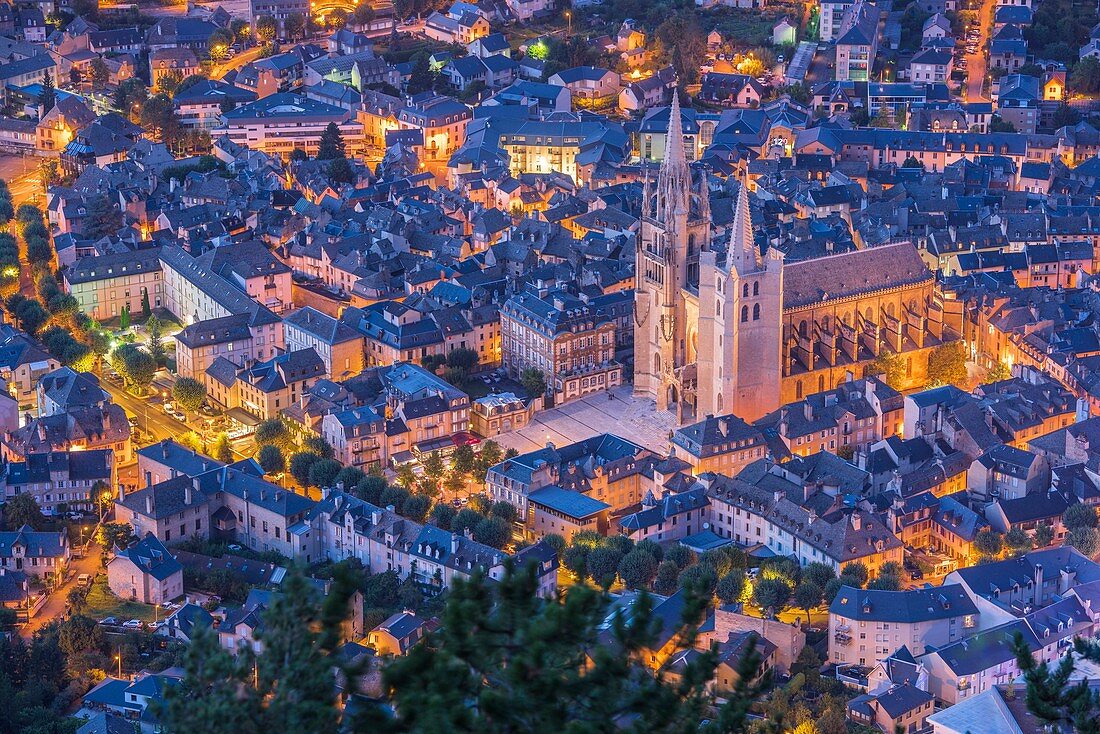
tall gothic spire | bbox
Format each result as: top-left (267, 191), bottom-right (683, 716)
top-left (729, 173), bottom-right (756, 271)
top-left (696, 165), bottom-right (710, 225)
top-left (642, 165), bottom-right (652, 219)
top-left (656, 90), bottom-right (691, 221)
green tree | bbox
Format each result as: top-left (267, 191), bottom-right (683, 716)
top-left (112, 343), bottom-right (156, 390)
top-left (421, 451), bottom-right (445, 492)
top-left (366, 562), bottom-right (764, 733)
top-left (451, 443), bottom-right (475, 476)
top-left (1005, 527), bottom-right (1033, 555)
top-left (156, 68), bottom-right (185, 96)
top-left (1034, 524), bottom-right (1055, 548)
top-left (258, 444), bottom-right (285, 475)
top-left (793, 582), bottom-right (822, 623)
top-left (1052, 103), bottom-right (1081, 129)
top-left (653, 559), bottom-right (680, 595)
top-left (120, 304), bottom-right (131, 330)
top-left (89, 57), bottom-right (109, 88)
top-left (38, 70), bottom-right (56, 114)
top-left (1068, 526), bottom-right (1100, 557)
top-left (147, 315), bottom-right (165, 363)
top-left (141, 288), bottom-right (151, 318)
top-left (975, 528), bottom-right (1005, 558)
top-left (618, 548), bottom-right (659, 590)
top-left (752, 578), bottom-right (791, 617)
top-left (587, 545), bottom-right (625, 588)
top-left (84, 193), bottom-right (123, 240)
top-left (431, 503), bottom-right (457, 530)
top-left (901, 155), bottom-right (925, 170)
top-left (317, 122), bottom-right (346, 160)
top-left (867, 573), bottom-right (901, 591)
top-left (289, 451), bottom-right (321, 487)
top-left (823, 577), bottom-right (845, 604)
top-left (284, 11), bottom-right (306, 40)
top-left (1064, 503), bottom-right (1098, 530)
top-left (173, 376), bottom-right (206, 413)
top-left (990, 115), bottom-right (1017, 133)
top-left (472, 516), bottom-right (511, 549)
top-left (1071, 55), bottom-right (1100, 94)
top-left (254, 418), bottom-right (292, 451)
top-left (58, 614), bottom-right (103, 656)
top-left (13, 298), bottom-right (48, 335)
top-left (520, 367), bottom-right (547, 397)
top-left (208, 27), bottom-right (234, 62)
top-left (327, 156), bottom-right (354, 185)
top-left (303, 436), bottom-right (333, 459)
top-left (803, 562), bottom-right (836, 590)
top-left (308, 458), bottom-right (342, 488)
top-left (839, 561), bottom-right (869, 587)
top-left (211, 433), bottom-right (233, 463)
top-left (867, 350), bottom-right (905, 388)
top-left (3, 493), bottom-right (45, 530)
top-left (716, 570), bottom-right (746, 605)
top-left (927, 341), bottom-right (968, 387)
top-left (473, 439), bottom-right (503, 476)
top-left (255, 14), bottom-right (277, 42)
top-left (407, 53), bottom-right (434, 95)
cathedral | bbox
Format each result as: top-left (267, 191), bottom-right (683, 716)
top-left (635, 96), bottom-right (944, 425)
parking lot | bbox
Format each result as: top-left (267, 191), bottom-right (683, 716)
top-left (492, 386), bottom-right (677, 456)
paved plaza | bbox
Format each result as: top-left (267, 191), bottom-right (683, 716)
top-left (493, 386), bottom-right (677, 455)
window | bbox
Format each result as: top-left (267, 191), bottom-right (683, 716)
top-left (740, 306), bottom-right (748, 322)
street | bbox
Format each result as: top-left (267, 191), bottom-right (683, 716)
top-left (966, 0), bottom-right (996, 102)
top-left (0, 154), bottom-right (40, 207)
top-left (21, 539), bottom-right (102, 638)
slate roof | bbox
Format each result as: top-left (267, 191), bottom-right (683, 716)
top-left (830, 583), bottom-right (978, 622)
top-left (782, 242), bottom-right (933, 309)
top-left (113, 533), bottom-right (181, 581)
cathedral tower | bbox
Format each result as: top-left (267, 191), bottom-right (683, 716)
top-left (633, 93), bottom-right (712, 417)
top-left (696, 177), bottom-right (784, 422)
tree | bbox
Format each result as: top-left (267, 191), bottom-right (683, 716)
top-left (1053, 103), bottom-right (1081, 129)
top-left (208, 27), bottom-right (234, 62)
top-left (927, 341), bottom-right (968, 387)
top-left (839, 561), bottom-right (869, 588)
top-left (793, 582), bottom-right (822, 623)
top-left (990, 115), bottom-right (1017, 133)
top-left (255, 419), bottom-right (292, 451)
top-left (112, 344), bottom-right (156, 390)
top-left (823, 577), bottom-right (845, 604)
top-left (255, 14), bottom-right (277, 42)
top-left (474, 440), bottom-right (503, 476)
top-left (472, 516), bottom-right (511, 549)
top-left (520, 367), bottom-right (547, 397)
top-left (258, 445), bottom-right (285, 475)
top-left (584, 545), bottom-right (623, 588)
top-left (327, 156), bottom-right (355, 185)
top-left (618, 548), bottom-right (659, 590)
top-left (308, 458), bottom-right (342, 488)
top-left (120, 304), bottom-right (131, 331)
top-left (752, 578), bottom-right (791, 617)
top-left (1034, 524), bottom-right (1056, 548)
top-left (97, 521), bottom-right (133, 550)
top-left (334, 466), bottom-right (365, 490)
top-left (451, 443), bottom-right (475, 476)
top-left (421, 451), bottom-right (445, 492)
top-left (284, 11), bottom-right (306, 40)
top-left (716, 570), bottom-right (746, 606)
top-left (84, 193), bottom-right (123, 240)
top-left (317, 122), bottom-right (346, 160)
top-left (975, 528), bottom-right (1005, 558)
top-left (803, 562), bottom-right (836, 590)
top-left (867, 351), bottom-right (905, 389)
top-left (867, 573), bottom-right (902, 591)
top-left (289, 451), bottom-right (321, 487)
top-left (901, 155), bottom-right (925, 170)
top-left (1068, 527), bottom-right (1100, 557)
top-left (139, 94), bottom-right (183, 147)
top-left (173, 377), bottom-right (206, 413)
top-left (156, 69), bottom-right (185, 96)
top-left (653, 560), bottom-right (680, 595)
top-left (37, 158), bottom-right (60, 195)
top-left (430, 503), bottom-right (456, 530)
top-left (58, 615), bottom-right (103, 656)
top-left (38, 71), bottom-right (56, 114)
top-left (3, 493), bottom-right (45, 530)
top-left (13, 298), bottom-right (48, 335)
top-left (211, 433), bottom-right (233, 463)
top-left (401, 494), bottom-right (430, 521)
top-left (407, 53), bottom-right (435, 95)
top-left (1071, 55), bottom-right (1100, 94)
top-left (303, 436), bottom-right (334, 459)
top-left (1005, 527), bottom-right (1033, 555)
top-left (89, 57), bottom-right (109, 88)
top-left (1064, 502), bottom-right (1098, 530)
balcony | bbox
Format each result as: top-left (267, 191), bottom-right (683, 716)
top-left (833, 624), bottom-right (853, 645)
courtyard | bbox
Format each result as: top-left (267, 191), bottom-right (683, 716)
top-left (492, 386), bottom-right (677, 456)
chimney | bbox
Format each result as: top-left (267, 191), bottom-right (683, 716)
top-left (188, 477), bottom-right (199, 505)
top-left (118, 483), bottom-right (125, 502)
top-left (161, 440), bottom-right (169, 459)
top-left (850, 512), bottom-right (862, 531)
top-left (1034, 562), bottom-right (1043, 598)
top-left (451, 534), bottom-right (460, 553)
top-left (145, 494), bottom-right (153, 515)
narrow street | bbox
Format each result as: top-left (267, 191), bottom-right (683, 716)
top-left (966, 0), bottom-right (996, 102)
top-left (21, 541), bottom-right (102, 638)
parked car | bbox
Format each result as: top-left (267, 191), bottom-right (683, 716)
top-left (122, 619), bottom-right (142, 629)
top-left (163, 402), bottom-right (176, 415)
top-left (99, 616), bottom-right (118, 626)
top-left (77, 573), bottom-right (92, 587)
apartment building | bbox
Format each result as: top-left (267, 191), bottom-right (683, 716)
top-left (175, 311), bottom-right (285, 381)
top-left (500, 288), bottom-right (621, 405)
top-left (62, 247), bottom-right (164, 321)
top-left (0, 526), bottom-right (70, 580)
top-left (670, 413), bottom-right (769, 476)
top-left (218, 93), bottom-right (364, 158)
top-left (835, 1), bottom-right (881, 82)
top-left (206, 348), bottom-right (326, 421)
top-left (4, 449), bottom-right (114, 515)
top-left (829, 584), bottom-right (979, 666)
top-left (283, 307), bottom-right (365, 380)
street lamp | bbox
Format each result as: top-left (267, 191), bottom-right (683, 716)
top-left (564, 10), bottom-right (571, 35)
top-left (115, 651), bottom-right (122, 678)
